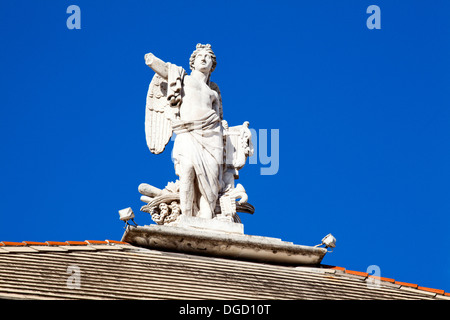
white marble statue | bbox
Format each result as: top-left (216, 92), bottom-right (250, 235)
top-left (141, 44), bottom-right (253, 225)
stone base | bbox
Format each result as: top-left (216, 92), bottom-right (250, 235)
top-left (168, 215), bottom-right (244, 234)
top-left (121, 224), bottom-right (328, 266)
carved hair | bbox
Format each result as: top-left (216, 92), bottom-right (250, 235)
top-left (189, 43), bottom-right (217, 73)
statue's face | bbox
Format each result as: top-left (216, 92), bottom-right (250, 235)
top-left (193, 50), bottom-right (213, 74)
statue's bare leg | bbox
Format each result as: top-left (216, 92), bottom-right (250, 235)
top-left (197, 195), bottom-right (213, 219)
top-left (179, 163), bottom-right (195, 217)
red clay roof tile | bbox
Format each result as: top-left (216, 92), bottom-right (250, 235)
top-left (46, 241), bottom-right (69, 246)
top-left (395, 281), bottom-right (418, 288)
top-left (23, 241), bottom-right (47, 246)
top-left (326, 264), bottom-right (448, 294)
top-left (85, 240), bottom-right (108, 245)
top-left (345, 270), bottom-right (369, 277)
top-left (1, 241), bottom-right (26, 246)
top-left (368, 275), bottom-right (395, 283)
top-left (417, 286), bottom-right (445, 295)
top-left (65, 241), bottom-right (88, 245)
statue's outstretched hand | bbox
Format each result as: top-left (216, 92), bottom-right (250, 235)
top-left (144, 53), bottom-right (169, 79)
top-left (144, 53), bottom-right (154, 66)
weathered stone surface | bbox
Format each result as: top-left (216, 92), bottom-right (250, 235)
top-left (170, 215), bottom-right (244, 234)
top-left (121, 225), bottom-right (328, 265)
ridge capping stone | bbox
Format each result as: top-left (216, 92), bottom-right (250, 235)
top-left (121, 224), bottom-right (327, 265)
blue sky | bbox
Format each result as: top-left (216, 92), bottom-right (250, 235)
top-left (1, 0), bottom-right (450, 293)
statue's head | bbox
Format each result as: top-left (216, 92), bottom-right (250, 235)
top-left (190, 43), bottom-right (217, 74)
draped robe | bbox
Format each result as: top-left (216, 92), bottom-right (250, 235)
top-left (168, 65), bottom-right (224, 214)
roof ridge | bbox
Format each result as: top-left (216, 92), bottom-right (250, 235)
top-left (0, 239), bottom-right (132, 254)
top-left (0, 240), bottom-right (129, 247)
top-left (320, 264), bottom-right (449, 298)
top-left (0, 239), bottom-right (131, 254)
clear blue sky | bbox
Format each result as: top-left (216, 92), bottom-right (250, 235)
top-left (1, 0), bottom-right (449, 293)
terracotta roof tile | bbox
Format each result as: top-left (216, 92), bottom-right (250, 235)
top-left (1, 241), bottom-right (26, 246)
top-left (345, 270), bottom-right (369, 277)
top-left (46, 241), bottom-right (69, 246)
top-left (23, 241), bottom-right (47, 246)
top-left (85, 240), bottom-right (108, 245)
top-left (317, 264), bottom-right (450, 295)
top-left (65, 241), bottom-right (88, 245)
top-left (2, 239), bottom-right (128, 247)
top-left (368, 275), bottom-right (395, 283)
top-left (320, 264), bottom-right (447, 294)
top-left (418, 286), bottom-right (445, 295)
top-left (395, 281), bottom-right (418, 288)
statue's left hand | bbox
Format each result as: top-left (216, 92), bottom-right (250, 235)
top-left (222, 120), bottom-right (229, 130)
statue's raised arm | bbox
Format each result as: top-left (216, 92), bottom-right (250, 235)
top-left (144, 53), bottom-right (168, 80)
